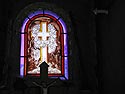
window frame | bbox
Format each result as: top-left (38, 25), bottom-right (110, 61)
top-left (20, 10), bottom-right (69, 80)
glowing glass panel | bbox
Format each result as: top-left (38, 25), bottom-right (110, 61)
top-left (20, 10), bottom-right (68, 80)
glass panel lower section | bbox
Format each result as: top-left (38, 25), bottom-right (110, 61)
top-left (20, 57), bottom-right (24, 77)
top-left (64, 34), bottom-right (68, 56)
top-left (64, 57), bottom-right (68, 79)
top-left (20, 34), bottom-right (24, 56)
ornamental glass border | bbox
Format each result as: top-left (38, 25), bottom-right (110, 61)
top-left (20, 10), bottom-right (68, 80)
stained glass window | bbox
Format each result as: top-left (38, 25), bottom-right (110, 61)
top-left (20, 10), bottom-right (68, 80)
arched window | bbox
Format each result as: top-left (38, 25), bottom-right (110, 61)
top-left (18, 3), bottom-right (71, 80)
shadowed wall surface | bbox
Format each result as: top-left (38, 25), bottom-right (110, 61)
top-left (0, 0), bottom-right (125, 94)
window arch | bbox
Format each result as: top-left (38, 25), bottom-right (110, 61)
top-left (18, 3), bottom-right (71, 80)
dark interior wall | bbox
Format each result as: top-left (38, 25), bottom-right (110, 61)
top-left (0, 0), bottom-right (97, 92)
top-left (0, 1), bottom-right (8, 81)
top-left (0, 0), bottom-right (125, 94)
top-left (96, 0), bottom-right (125, 94)
top-left (20, 0), bottom-right (96, 92)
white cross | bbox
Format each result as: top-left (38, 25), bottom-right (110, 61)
top-left (38, 22), bottom-right (50, 63)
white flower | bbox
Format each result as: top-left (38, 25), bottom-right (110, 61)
top-left (33, 49), bottom-right (40, 61)
top-left (32, 24), bottom-right (40, 37)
